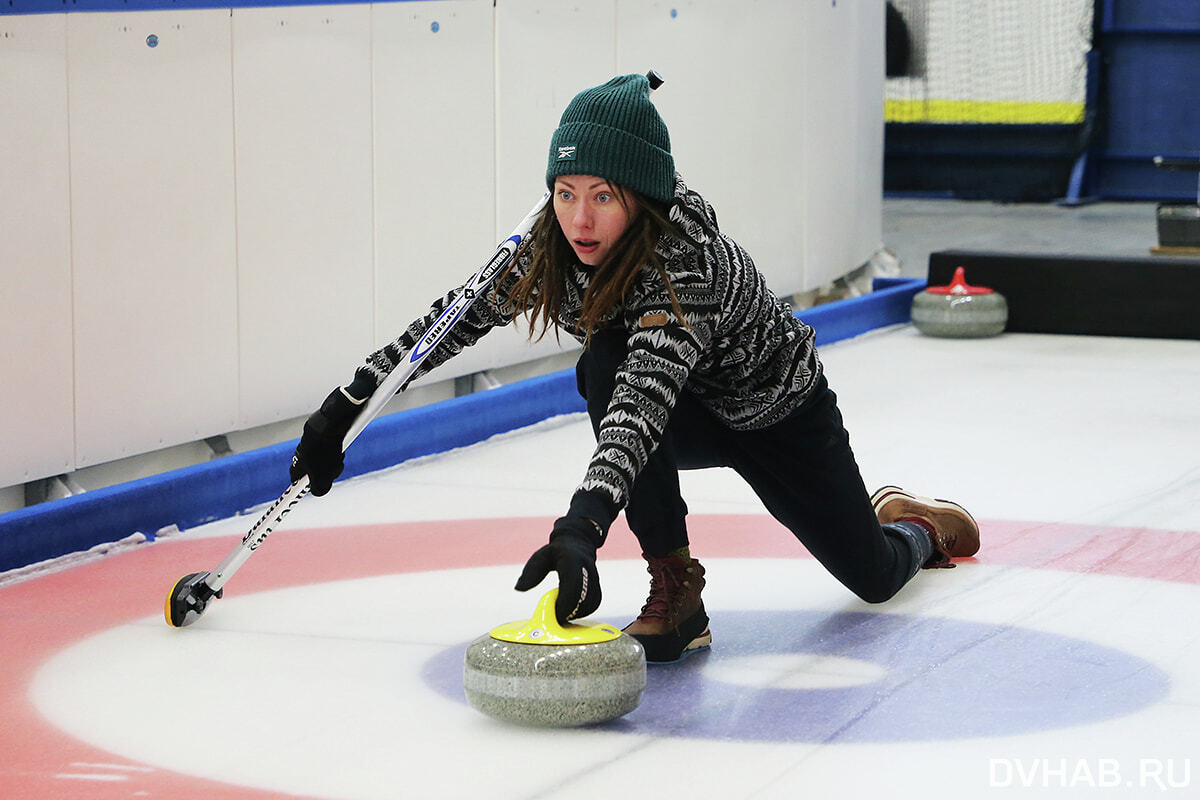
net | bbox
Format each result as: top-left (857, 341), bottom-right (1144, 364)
top-left (886, 0), bottom-right (1094, 125)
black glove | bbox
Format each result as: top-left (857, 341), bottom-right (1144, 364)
top-left (515, 517), bottom-right (602, 625)
top-left (290, 380), bottom-right (372, 496)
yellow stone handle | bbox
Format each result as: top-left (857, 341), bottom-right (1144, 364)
top-left (489, 588), bottom-right (622, 645)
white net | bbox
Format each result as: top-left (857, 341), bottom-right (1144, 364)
top-left (886, 0), bottom-right (1094, 124)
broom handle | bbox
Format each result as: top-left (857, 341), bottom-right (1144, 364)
top-left (204, 192), bottom-right (550, 592)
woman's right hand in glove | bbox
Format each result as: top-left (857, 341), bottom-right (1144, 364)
top-left (289, 380), bottom-right (372, 496)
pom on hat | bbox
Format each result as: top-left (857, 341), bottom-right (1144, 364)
top-left (546, 74), bottom-right (675, 203)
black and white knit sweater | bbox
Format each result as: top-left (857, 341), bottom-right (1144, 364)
top-left (356, 175), bottom-right (822, 538)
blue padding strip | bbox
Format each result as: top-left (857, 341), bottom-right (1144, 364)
top-left (339, 368), bottom-right (585, 483)
top-left (802, 277), bottom-right (925, 346)
top-left (0, 369), bottom-right (584, 573)
top-left (0, 280), bottom-right (923, 573)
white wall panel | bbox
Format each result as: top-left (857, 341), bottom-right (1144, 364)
top-left (372, 0), bottom-right (493, 375)
top-left (852, 0), bottom-right (885, 267)
top-left (797, 0), bottom-right (884, 281)
top-left (0, 13), bottom-right (74, 486)
top-left (620, 0), bottom-right (884, 293)
top-left (796, 0), bottom-right (861, 285)
top-left (375, 0), bottom-right (570, 384)
top-left (68, 10), bottom-right (238, 467)
top-left (619, 0), bottom-right (815, 295)
top-left (442, 0), bottom-right (623, 377)
top-left (232, 5), bottom-right (374, 425)
top-left (495, 0), bottom-right (617, 240)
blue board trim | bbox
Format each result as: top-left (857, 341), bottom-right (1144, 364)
top-left (0, 279), bottom-right (924, 573)
top-left (803, 276), bottom-right (923, 347)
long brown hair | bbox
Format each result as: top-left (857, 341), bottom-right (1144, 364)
top-left (501, 184), bottom-right (687, 345)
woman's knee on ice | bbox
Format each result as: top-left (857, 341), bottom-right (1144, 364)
top-left (847, 576), bottom-right (904, 605)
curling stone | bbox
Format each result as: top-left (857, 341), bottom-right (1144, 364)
top-left (463, 588), bottom-right (646, 727)
top-left (911, 266), bottom-right (1008, 338)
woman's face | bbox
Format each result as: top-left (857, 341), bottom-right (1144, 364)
top-left (553, 176), bottom-right (633, 267)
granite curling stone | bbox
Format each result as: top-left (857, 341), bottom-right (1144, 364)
top-left (463, 588), bottom-right (646, 727)
top-left (911, 266), bottom-right (1008, 338)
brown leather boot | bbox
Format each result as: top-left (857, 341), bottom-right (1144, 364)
top-left (871, 485), bottom-right (980, 568)
top-left (624, 552), bottom-right (712, 663)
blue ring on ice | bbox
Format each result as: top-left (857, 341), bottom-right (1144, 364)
top-left (424, 609), bottom-right (1170, 742)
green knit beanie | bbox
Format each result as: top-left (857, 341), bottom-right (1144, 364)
top-left (546, 73), bottom-right (675, 203)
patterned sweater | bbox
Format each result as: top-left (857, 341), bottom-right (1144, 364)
top-left (356, 176), bottom-right (822, 538)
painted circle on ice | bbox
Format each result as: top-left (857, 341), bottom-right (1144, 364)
top-left (702, 652), bottom-right (888, 690)
top-left (422, 609), bottom-right (1170, 742)
top-left (8, 515), bottom-right (1198, 798)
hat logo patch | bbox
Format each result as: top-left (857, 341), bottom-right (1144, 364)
top-left (556, 145), bottom-right (577, 161)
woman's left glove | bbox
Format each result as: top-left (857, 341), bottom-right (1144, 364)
top-left (289, 379), bottom-right (373, 496)
top-left (515, 517), bottom-right (602, 625)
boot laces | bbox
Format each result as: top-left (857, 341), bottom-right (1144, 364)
top-left (638, 558), bottom-right (692, 622)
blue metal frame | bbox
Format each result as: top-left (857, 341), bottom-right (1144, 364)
top-left (1058, 48), bottom-right (1102, 206)
top-left (1091, 0), bottom-right (1200, 200)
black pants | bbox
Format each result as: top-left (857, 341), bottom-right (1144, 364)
top-left (577, 329), bottom-right (930, 604)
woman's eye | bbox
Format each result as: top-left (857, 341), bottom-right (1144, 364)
top-left (596, 192), bottom-right (612, 203)
top-left (558, 190), bottom-right (574, 201)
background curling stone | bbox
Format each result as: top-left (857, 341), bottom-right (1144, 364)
top-left (463, 588), bottom-right (646, 727)
top-left (911, 266), bottom-right (1008, 338)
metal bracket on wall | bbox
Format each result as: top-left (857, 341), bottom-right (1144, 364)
top-left (455, 371), bottom-right (502, 397)
top-left (23, 474), bottom-right (86, 507)
top-left (204, 435), bottom-right (233, 460)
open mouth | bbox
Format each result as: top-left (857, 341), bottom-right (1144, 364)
top-left (573, 240), bottom-right (602, 260)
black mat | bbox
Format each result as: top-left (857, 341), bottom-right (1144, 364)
top-left (928, 250), bottom-right (1200, 339)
